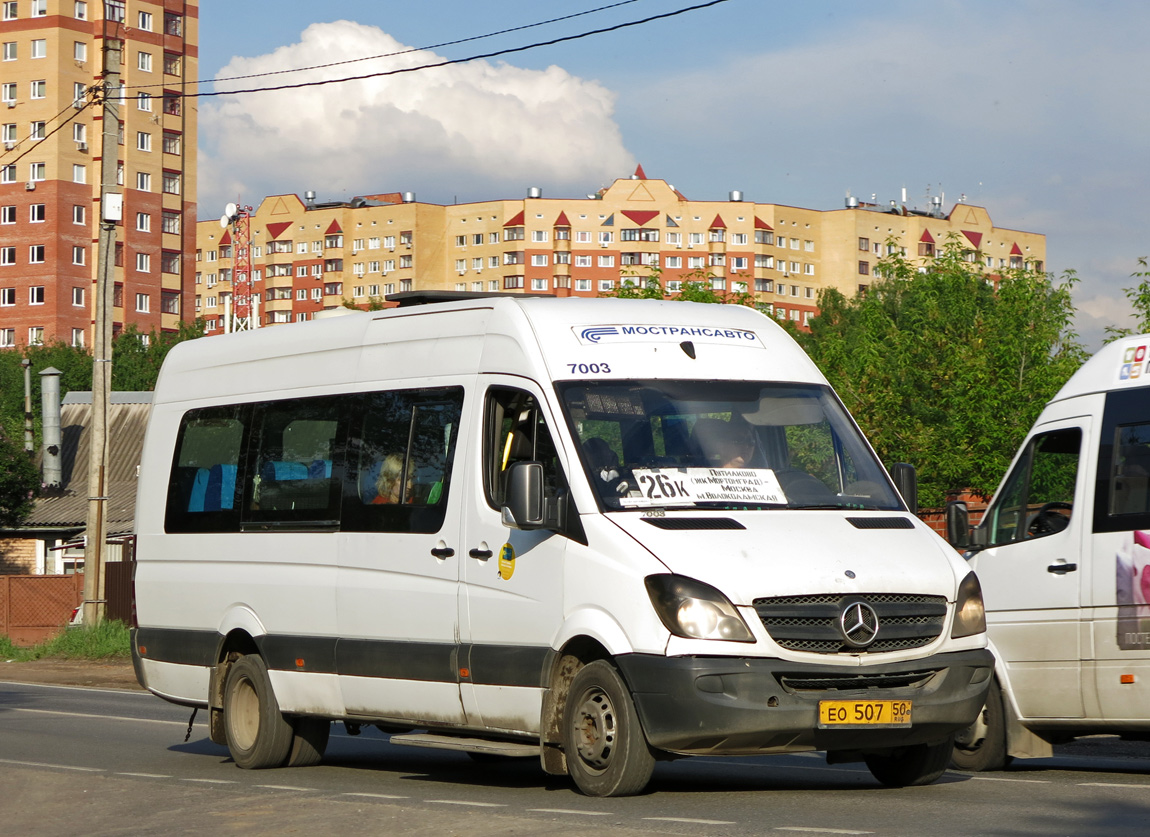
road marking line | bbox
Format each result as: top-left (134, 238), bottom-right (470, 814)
top-left (342, 792), bottom-right (410, 800)
top-left (969, 776), bottom-right (1051, 784)
top-left (645, 817), bottom-right (737, 825)
top-left (116, 772), bottom-right (171, 779)
top-left (0, 758), bottom-right (103, 772)
top-left (6, 707), bottom-right (193, 726)
top-left (182, 778), bottom-right (238, 784)
top-left (429, 800), bottom-right (507, 808)
top-left (775, 829), bottom-right (874, 835)
top-left (0, 680), bottom-right (152, 697)
top-left (1078, 782), bottom-right (1150, 789)
top-left (528, 809), bottom-right (613, 816)
top-left (256, 785), bottom-right (316, 791)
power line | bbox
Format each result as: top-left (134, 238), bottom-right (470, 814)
top-left (0, 86), bottom-right (100, 164)
top-left (170, 0), bottom-right (731, 101)
top-left (121, 0), bottom-right (647, 93)
top-left (0, 95), bottom-right (93, 168)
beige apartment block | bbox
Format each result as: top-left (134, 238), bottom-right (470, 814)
top-left (0, 0), bottom-right (197, 350)
top-left (196, 168), bottom-right (1045, 334)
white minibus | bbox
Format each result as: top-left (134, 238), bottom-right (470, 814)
top-left (133, 294), bottom-right (992, 796)
top-left (948, 334), bottom-right (1150, 769)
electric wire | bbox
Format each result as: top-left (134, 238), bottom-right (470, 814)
top-left (0, 92), bottom-right (96, 167)
top-left (127, 0), bottom-right (730, 101)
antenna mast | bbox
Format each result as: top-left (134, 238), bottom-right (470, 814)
top-left (220, 202), bottom-right (257, 331)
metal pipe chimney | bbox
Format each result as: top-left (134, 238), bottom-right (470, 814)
top-left (39, 366), bottom-right (62, 488)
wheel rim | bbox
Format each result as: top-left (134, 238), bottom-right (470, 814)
top-left (230, 675), bottom-right (261, 751)
top-left (572, 686), bottom-right (618, 773)
top-left (954, 703), bottom-right (989, 753)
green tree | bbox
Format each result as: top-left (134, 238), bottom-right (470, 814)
top-left (796, 235), bottom-right (1086, 508)
top-left (111, 320), bottom-right (205, 391)
top-left (1105, 257), bottom-right (1150, 341)
top-left (604, 265), bottom-right (758, 307)
top-left (0, 425), bottom-right (38, 527)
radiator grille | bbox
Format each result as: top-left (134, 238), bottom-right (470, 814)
top-left (753, 593), bottom-right (947, 654)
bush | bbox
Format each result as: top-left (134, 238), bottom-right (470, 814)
top-left (1, 620), bottom-right (131, 661)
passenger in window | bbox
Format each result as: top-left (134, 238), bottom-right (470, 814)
top-left (583, 437), bottom-right (629, 495)
top-left (373, 454), bottom-right (407, 504)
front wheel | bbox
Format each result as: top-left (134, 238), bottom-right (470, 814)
top-left (562, 660), bottom-right (655, 797)
top-left (865, 736), bottom-right (954, 787)
top-left (950, 678), bottom-right (1011, 771)
top-left (223, 655), bottom-right (294, 769)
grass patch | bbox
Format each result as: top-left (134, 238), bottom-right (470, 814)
top-left (2, 620), bottom-right (131, 662)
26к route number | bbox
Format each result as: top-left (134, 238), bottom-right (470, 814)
top-left (567, 363), bottom-right (611, 374)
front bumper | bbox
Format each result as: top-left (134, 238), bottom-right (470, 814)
top-left (615, 648), bottom-right (993, 755)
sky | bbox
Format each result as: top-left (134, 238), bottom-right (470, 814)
top-left (195, 0), bottom-right (1150, 348)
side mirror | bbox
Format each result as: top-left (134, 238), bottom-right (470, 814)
top-left (888, 462), bottom-right (917, 514)
top-left (501, 461), bottom-right (545, 530)
top-left (946, 500), bottom-right (970, 548)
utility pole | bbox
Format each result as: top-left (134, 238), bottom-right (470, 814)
top-left (83, 33), bottom-right (122, 626)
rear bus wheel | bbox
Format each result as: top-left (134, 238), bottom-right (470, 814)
top-left (562, 660), bottom-right (655, 797)
top-left (223, 655), bottom-right (294, 770)
top-left (287, 717), bottom-right (330, 767)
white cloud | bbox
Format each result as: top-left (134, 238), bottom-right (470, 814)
top-left (198, 20), bottom-right (634, 213)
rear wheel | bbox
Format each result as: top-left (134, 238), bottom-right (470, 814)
top-left (287, 717), bottom-right (330, 767)
top-left (951, 678), bottom-right (1011, 771)
top-left (223, 655), bottom-right (294, 769)
top-left (865, 736), bottom-right (954, 787)
top-left (562, 660), bottom-right (655, 797)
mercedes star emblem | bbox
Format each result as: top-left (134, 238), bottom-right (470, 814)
top-left (839, 601), bottom-right (880, 648)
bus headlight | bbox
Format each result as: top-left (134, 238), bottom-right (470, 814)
top-left (645, 574), bottom-right (755, 642)
top-left (951, 571), bottom-right (987, 638)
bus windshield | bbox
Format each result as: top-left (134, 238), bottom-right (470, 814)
top-left (559, 380), bottom-right (903, 512)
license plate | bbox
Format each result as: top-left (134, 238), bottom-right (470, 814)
top-left (818, 700), bottom-right (912, 728)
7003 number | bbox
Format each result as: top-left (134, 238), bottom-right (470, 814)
top-left (567, 362), bottom-right (611, 374)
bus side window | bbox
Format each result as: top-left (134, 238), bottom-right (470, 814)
top-left (986, 428), bottom-right (1081, 546)
top-left (165, 406), bottom-right (247, 533)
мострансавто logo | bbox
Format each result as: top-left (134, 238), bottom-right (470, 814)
top-left (574, 324), bottom-right (762, 346)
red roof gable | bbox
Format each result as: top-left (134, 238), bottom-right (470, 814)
top-left (325, 219), bottom-right (343, 235)
top-left (503, 210), bottom-right (525, 227)
top-left (621, 210), bottom-right (659, 227)
top-left (754, 217), bottom-right (772, 230)
top-left (554, 211), bottom-right (570, 227)
top-left (266, 222), bottom-right (293, 241)
top-left (710, 214), bottom-right (726, 229)
top-left (919, 230), bottom-right (934, 243)
top-left (634, 164), bottom-right (647, 180)
top-left (1010, 243), bottom-right (1023, 255)
top-left (962, 230), bottom-right (983, 249)
top-left (219, 230), bottom-right (232, 245)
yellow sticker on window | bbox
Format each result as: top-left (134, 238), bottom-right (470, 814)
top-left (498, 543), bottom-right (516, 580)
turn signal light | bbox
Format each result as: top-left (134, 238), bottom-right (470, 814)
top-left (1121, 674), bottom-right (1136, 685)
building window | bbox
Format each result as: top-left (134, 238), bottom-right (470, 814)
top-left (72, 286), bottom-right (84, 306)
top-left (0, 328), bottom-right (15, 346)
top-left (2, 42), bottom-right (15, 61)
top-left (163, 93), bottom-right (180, 116)
top-left (29, 203), bottom-right (45, 222)
top-left (162, 131), bottom-right (181, 154)
top-left (503, 275), bottom-right (524, 289)
top-left (137, 10), bottom-right (152, 30)
top-left (162, 172), bottom-right (180, 194)
top-left (72, 246), bottom-right (85, 265)
top-left (29, 121), bottom-right (45, 140)
top-left (0, 287), bottom-right (13, 305)
top-left (72, 164), bottom-right (85, 183)
top-left (0, 205), bottom-right (12, 224)
top-left (137, 92), bottom-right (152, 112)
top-left (136, 212), bottom-right (150, 232)
top-left (136, 293), bottom-right (150, 313)
top-left (73, 205), bottom-right (85, 224)
top-left (858, 261), bottom-right (869, 275)
top-left (1, 83), bottom-right (15, 103)
top-left (28, 245), bottom-right (44, 263)
top-left (29, 161), bottom-right (45, 181)
top-left (138, 51), bottom-right (152, 72)
top-left (136, 252), bottom-right (151, 273)
top-left (531, 230), bottom-right (548, 243)
top-left (163, 53), bottom-right (181, 75)
top-left (137, 131), bottom-right (151, 151)
top-left (136, 171), bottom-right (151, 191)
top-left (1, 123), bottom-right (13, 143)
top-left (30, 38), bottom-right (47, 58)
top-left (804, 264), bottom-right (815, 276)
top-left (0, 246), bottom-right (14, 264)
top-left (732, 233), bottom-right (748, 246)
top-left (72, 328), bottom-right (85, 347)
top-left (575, 279), bottom-right (592, 292)
top-left (531, 278), bottom-right (548, 291)
top-left (162, 211), bottom-right (180, 234)
top-left (29, 285), bottom-right (45, 303)
top-left (74, 40), bottom-right (87, 62)
top-left (162, 251), bottom-right (180, 274)
top-left (1, 3), bottom-right (16, 21)
top-left (531, 254), bottom-right (548, 267)
top-left (164, 12), bottom-right (183, 36)
top-left (598, 255), bottom-right (615, 268)
top-left (28, 327), bottom-right (44, 345)
top-left (74, 1), bottom-right (86, 19)
top-left (709, 229), bottom-right (725, 243)
top-left (598, 231), bottom-right (613, 244)
top-left (598, 280), bottom-right (614, 292)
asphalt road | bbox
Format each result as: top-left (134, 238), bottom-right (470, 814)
top-left (3, 680), bottom-right (1150, 836)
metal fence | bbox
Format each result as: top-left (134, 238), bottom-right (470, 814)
top-left (1, 541), bottom-right (135, 645)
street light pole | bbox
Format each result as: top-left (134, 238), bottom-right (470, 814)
top-left (82, 34), bottom-right (122, 626)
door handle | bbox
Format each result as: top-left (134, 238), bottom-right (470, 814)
top-left (430, 546), bottom-right (455, 559)
top-left (1047, 562), bottom-right (1077, 575)
top-left (469, 548), bottom-right (493, 560)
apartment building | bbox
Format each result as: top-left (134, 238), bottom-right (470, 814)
top-left (195, 169), bottom-right (1045, 333)
top-left (0, 0), bottom-right (197, 350)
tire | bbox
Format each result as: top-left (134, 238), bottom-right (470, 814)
top-left (950, 678), bottom-right (1011, 771)
top-left (562, 660), bottom-right (655, 797)
top-left (287, 717), bottom-right (330, 767)
top-left (865, 736), bottom-right (954, 787)
top-left (223, 655), bottom-right (294, 770)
